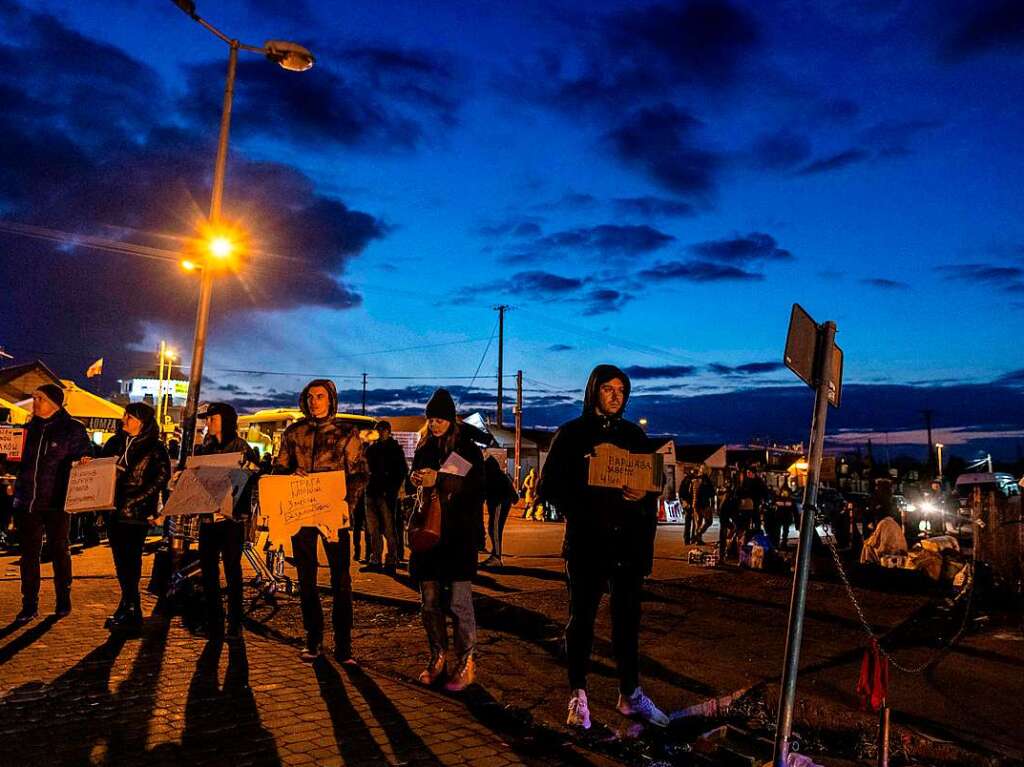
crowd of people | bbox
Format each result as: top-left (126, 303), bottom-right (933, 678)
top-left (1, 363), bottom-right (672, 730)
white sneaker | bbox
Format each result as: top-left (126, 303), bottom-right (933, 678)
top-left (567, 688), bottom-right (592, 730)
top-left (616, 686), bottom-right (669, 727)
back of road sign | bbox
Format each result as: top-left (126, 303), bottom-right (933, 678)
top-left (784, 303), bottom-right (843, 408)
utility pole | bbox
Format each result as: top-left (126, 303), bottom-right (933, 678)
top-left (361, 372), bottom-right (368, 416)
top-left (514, 370), bottom-right (523, 491)
top-left (156, 341), bottom-right (167, 431)
top-left (494, 305), bottom-right (509, 428)
top-left (922, 409), bottom-right (935, 478)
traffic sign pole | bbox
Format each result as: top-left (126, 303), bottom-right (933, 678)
top-left (773, 319), bottom-right (837, 766)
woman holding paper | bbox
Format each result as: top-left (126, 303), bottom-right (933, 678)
top-left (408, 388), bottom-right (484, 692)
top-left (99, 402), bottom-right (170, 631)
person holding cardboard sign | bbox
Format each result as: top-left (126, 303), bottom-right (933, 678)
top-left (273, 379), bottom-right (367, 663)
top-left (196, 402), bottom-right (258, 639)
top-left (11, 384), bottom-right (92, 623)
top-left (408, 388), bottom-right (485, 693)
top-left (97, 402), bottom-right (171, 632)
top-left (538, 364), bottom-right (668, 730)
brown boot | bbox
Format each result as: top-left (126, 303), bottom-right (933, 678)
top-left (417, 654), bottom-right (446, 686)
top-left (444, 656), bottom-right (475, 692)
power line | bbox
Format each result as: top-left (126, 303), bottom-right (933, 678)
top-left (459, 315), bottom-right (500, 405)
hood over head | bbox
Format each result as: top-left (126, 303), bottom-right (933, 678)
top-left (201, 402), bottom-right (239, 443)
top-left (300, 379), bottom-right (338, 420)
top-left (582, 364), bottom-right (631, 417)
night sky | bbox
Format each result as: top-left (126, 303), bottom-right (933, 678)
top-left (2, 0), bottom-right (1023, 460)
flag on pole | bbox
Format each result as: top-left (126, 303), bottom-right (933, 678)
top-left (86, 358), bottom-right (104, 378)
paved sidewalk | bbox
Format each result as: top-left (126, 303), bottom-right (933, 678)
top-left (0, 545), bottom-right (616, 767)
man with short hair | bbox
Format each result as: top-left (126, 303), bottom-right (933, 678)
top-left (538, 364), bottom-right (668, 730)
top-left (12, 384), bottom-right (92, 622)
top-left (274, 379), bottom-right (367, 662)
top-left (364, 420), bottom-right (408, 574)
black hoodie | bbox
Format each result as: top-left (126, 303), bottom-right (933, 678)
top-left (100, 416), bottom-right (171, 523)
top-left (537, 364), bottom-right (658, 574)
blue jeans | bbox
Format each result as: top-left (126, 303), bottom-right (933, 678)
top-left (419, 580), bottom-right (476, 666)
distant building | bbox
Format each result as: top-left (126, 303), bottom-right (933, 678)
top-left (0, 360), bottom-right (63, 403)
top-left (118, 376), bottom-right (189, 406)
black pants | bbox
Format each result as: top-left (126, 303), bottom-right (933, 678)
top-left (350, 492), bottom-right (369, 558)
top-left (15, 509), bottom-right (72, 608)
top-left (199, 519), bottom-right (244, 627)
top-left (392, 493), bottom-right (406, 562)
top-left (291, 527), bottom-right (352, 653)
top-left (486, 499), bottom-right (512, 557)
top-left (564, 561), bottom-right (643, 695)
top-left (108, 520), bottom-right (149, 602)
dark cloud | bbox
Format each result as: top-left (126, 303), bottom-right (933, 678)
top-left (797, 148), bottom-right (871, 175)
top-left (861, 277), bottom-right (910, 290)
top-left (607, 104), bottom-right (722, 198)
top-left (531, 224), bottom-right (675, 258)
top-left (623, 365), bottom-right (700, 380)
top-left (536, 191), bottom-right (600, 210)
top-left (506, 271), bottom-right (584, 294)
top-left (0, 4), bottom-right (385, 381)
top-left (477, 216), bottom-right (544, 238)
top-left (688, 232), bottom-right (793, 263)
top-left (708, 361), bottom-right (785, 376)
top-left (942, 1), bottom-right (1024, 60)
top-left (581, 288), bottom-right (634, 315)
top-left (180, 43), bottom-right (459, 152)
top-left (547, 344), bottom-right (574, 352)
top-left (639, 260), bottom-right (764, 282)
top-left (859, 119), bottom-right (941, 157)
top-left (751, 130), bottom-right (812, 170)
top-left (613, 196), bottom-right (697, 218)
top-left (938, 263), bottom-right (1024, 291)
top-left (996, 369), bottom-right (1024, 385)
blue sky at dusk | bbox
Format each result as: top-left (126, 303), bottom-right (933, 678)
top-left (2, 0), bottom-right (1023, 459)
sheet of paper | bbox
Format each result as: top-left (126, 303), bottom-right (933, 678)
top-left (65, 457), bottom-right (119, 513)
top-left (162, 467), bottom-right (251, 516)
top-left (186, 452), bottom-right (244, 469)
top-left (439, 451), bottom-right (472, 477)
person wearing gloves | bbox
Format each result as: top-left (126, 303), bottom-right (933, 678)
top-left (195, 402), bottom-right (259, 639)
top-left (100, 402), bottom-right (171, 632)
top-left (273, 379), bottom-right (367, 663)
top-left (11, 384), bottom-right (92, 623)
top-left (408, 388), bottom-right (484, 692)
top-left (538, 364), bottom-right (668, 730)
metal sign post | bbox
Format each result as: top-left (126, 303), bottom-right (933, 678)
top-left (773, 306), bottom-right (840, 767)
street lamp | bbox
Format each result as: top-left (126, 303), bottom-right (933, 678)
top-left (935, 442), bottom-right (945, 481)
top-left (170, 0), bottom-right (314, 467)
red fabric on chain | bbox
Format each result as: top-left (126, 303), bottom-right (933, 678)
top-left (856, 639), bottom-right (889, 711)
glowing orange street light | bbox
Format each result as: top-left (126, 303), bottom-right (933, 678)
top-left (181, 259), bottom-right (198, 272)
top-left (209, 236), bottom-right (233, 260)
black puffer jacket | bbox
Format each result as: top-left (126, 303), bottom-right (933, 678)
top-left (101, 422), bottom-right (171, 524)
top-left (409, 427), bottom-right (484, 583)
top-left (537, 364), bottom-right (658, 575)
top-left (13, 409), bottom-right (93, 514)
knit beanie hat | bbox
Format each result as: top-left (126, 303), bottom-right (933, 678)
top-left (425, 388), bottom-right (456, 422)
top-left (124, 401), bottom-right (156, 426)
top-left (35, 383), bottom-right (65, 409)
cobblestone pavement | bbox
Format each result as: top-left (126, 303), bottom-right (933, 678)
top-left (0, 545), bottom-right (618, 767)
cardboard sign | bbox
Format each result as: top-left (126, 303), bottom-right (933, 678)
top-left (587, 443), bottom-right (663, 494)
top-left (186, 452), bottom-right (244, 469)
top-left (65, 457), bottom-right (119, 513)
top-left (162, 467), bottom-right (252, 517)
top-left (0, 427), bottom-right (25, 461)
top-left (259, 471), bottom-right (348, 557)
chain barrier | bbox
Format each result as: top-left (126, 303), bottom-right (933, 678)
top-left (813, 508), bottom-right (975, 674)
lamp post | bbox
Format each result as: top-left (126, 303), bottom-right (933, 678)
top-left (170, 0), bottom-right (314, 468)
top-left (935, 442), bottom-right (945, 482)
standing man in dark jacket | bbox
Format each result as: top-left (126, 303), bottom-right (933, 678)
top-left (195, 402), bottom-right (259, 638)
top-left (538, 364), bottom-right (668, 730)
top-left (481, 455), bottom-right (518, 568)
top-left (12, 384), bottom-right (92, 623)
top-left (364, 420), bottom-right (408, 574)
top-left (273, 379), bottom-right (367, 662)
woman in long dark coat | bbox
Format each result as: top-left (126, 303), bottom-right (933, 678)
top-left (408, 388), bottom-right (484, 692)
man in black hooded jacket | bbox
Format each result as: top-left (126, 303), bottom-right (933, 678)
top-left (12, 384), bottom-right (92, 622)
top-left (538, 364), bottom-right (668, 730)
